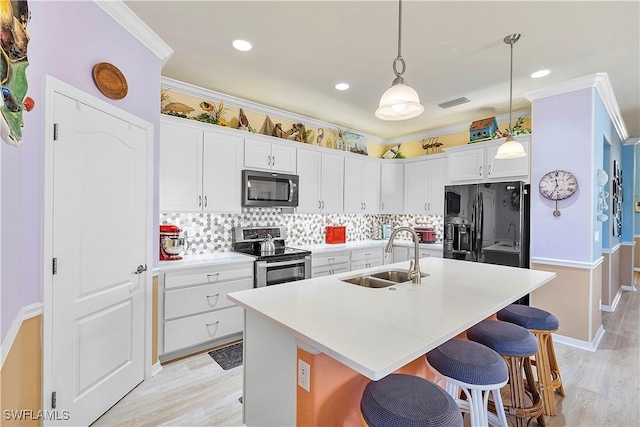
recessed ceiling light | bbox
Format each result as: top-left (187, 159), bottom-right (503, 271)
top-left (232, 39), bottom-right (252, 52)
top-left (530, 69), bottom-right (550, 79)
top-left (335, 83), bottom-right (350, 91)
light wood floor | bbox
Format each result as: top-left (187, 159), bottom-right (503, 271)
top-left (93, 289), bottom-right (638, 427)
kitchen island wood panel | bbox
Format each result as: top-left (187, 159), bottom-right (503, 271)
top-left (229, 257), bottom-right (556, 426)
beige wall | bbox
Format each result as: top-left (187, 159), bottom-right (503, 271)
top-left (0, 316), bottom-right (42, 427)
top-left (602, 248), bottom-right (621, 306)
top-left (620, 244), bottom-right (634, 287)
top-left (531, 263), bottom-right (602, 343)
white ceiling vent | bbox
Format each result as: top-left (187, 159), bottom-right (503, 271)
top-left (437, 97), bottom-right (471, 109)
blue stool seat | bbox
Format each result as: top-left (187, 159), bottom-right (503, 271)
top-left (467, 319), bottom-right (538, 357)
top-left (427, 338), bottom-right (508, 386)
top-left (361, 373), bottom-right (463, 427)
top-left (497, 304), bottom-right (559, 331)
top-left (427, 339), bottom-right (509, 426)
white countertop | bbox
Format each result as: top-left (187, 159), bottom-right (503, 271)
top-left (228, 258), bottom-right (555, 380)
top-left (154, 252), bottom-right (255, 272)
top-left (294, 239), bottom-right (443, 253)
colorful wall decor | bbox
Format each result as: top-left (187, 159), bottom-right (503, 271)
top-left (1, 0), bottom-right (32, 147)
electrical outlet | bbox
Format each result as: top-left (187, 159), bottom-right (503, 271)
top-left (298, 359), bottom-right (310, 392)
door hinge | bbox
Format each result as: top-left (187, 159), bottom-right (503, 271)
top-left (51, 391), bottom-right (57, 409)
top-left (53, 123), bottom-right (58, 141)
top-left (52, 258), bottom-right (57, 275)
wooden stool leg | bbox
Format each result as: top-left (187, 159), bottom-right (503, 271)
top-left (504, 356), bottom-right (544, 427)
top-left (545, 333), bottom-right (565, 397)
top-left (532, 330), bottom-right (565, 416)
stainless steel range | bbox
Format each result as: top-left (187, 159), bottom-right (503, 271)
top-left (232, 226), bottom-right (311, 288)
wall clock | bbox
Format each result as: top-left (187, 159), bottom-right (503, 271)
top-left (539, 170), bottom-right (578, 217)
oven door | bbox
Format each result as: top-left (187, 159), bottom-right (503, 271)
top-left (255, 256), bottom-right (311, 287)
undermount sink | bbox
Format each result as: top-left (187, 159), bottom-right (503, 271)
top-left (341, 270), bottom-right (430, 288)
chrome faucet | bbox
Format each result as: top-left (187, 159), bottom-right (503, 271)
top-left (384, 227), bottom-right (422, 284)
top-left (508, 223), bottom-right (516, 247)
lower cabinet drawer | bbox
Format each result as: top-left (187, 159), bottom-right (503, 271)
top-left (351, 259), bottom-right (383, 271)
top-left (312, 252), bottom-right (351, 268)
top-left (164, 263), bottom-right (253, 289)
top-left (350, 247), bottom-right (383, 262)
top-left (312, 263), bottom-right (349, 278)
top-left (164, 306), bottom-right (244, 353)
top-left (164, 277), bottom-right (253, 320)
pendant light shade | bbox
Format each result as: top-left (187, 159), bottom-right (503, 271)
top-left (375, 0), bottom-right (423, 121)
top-left (495, 34), bottom-right (527, 160)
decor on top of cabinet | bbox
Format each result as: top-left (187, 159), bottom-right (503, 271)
top-left (237, 108), bottom-right (254, 132)
top-left (193, 100), bottom-right (228, 126)
top-left (342, 130), bottom-right (368, 155)
top-left (259, 115), bottom-right (275, 136)
top-left (2, 0), bottom-right (32, 147)
top-left (381, 144), bottom-right (405, 159)
top-left (162, 101), bottom-right (194, 118)
top-left (421, 137), bottom-right (443, 154)
top-left (469, 117), bottom-right (498, 142)
top-left (491, 116), bottom-right (531, 140)
top-left (316, 128), bottom-right (324, 146)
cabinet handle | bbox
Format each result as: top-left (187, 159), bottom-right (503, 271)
top-left (488, 165), bottom-right (492, 176)
top-left (199, 195), bottom-right (202, 207)
top-left (206, 321), bottom-right (220, 327)
top-left (424, 202), bottom-right (427, 211)
top-left (327, 257), bottom-right (335, 261)
top-left (321, 201), bottom-right (325, 209)
top-left (206, 273), bottom-right (220, 281)
top-left (318, 200), bottom-right (322, 209)
top-left (272, 156), bottom-right (276, 166)
top-left (206, 293), bottom-right (220, 300)
top-left (479, 166), bottom-right (483, 176)
top-left (204, 196), bottom-right (208, 208)
top-left (365, 253), bottom-right (371, 256)
top-left (428, 202), bottom-right (431, 211)
top-left (267, 155), bottom-right (272, 165)
top-left (364, 202), bottom-right (367, 210)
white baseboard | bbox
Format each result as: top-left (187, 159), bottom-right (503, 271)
top-left (552, 325), bottom-right (605, 352)
top-left (601, 287), bottom-right (624, 312)
top-left (622, 284), bottom-right (637, 292)
top-left (0, 303), bottom-right (44, 369)
top-left (151, 360), bottom-right (163, 377)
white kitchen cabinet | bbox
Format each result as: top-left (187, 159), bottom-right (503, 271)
top-left (404, 156), bottom-right (446, 214)
top-left (344, 157), bottom-right (380, 214)
top-left (446, 136), bottom-right (530, 184)
top-left (380, 162), bottom-right (404, 213)
top-left (311, 250), bottom-right (350, 277)
top-left (159, 261), bottom-right (253, 359)
top-left (159, 118), bottom-right (243, 212)
top-left (350, 247), bottom-right (383, 271)
top-left (244, 136), bottom-right (296, 173)
top-left (392, 246), bottom-right (409, 263)
top-left (419, 247), bottom-right (443, 258)
top-left (297, 148), bottom-right (343, 213)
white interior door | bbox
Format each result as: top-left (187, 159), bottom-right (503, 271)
top-left (50, 92), bottom-right (148, 426)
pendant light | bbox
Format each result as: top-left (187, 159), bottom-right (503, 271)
top-left (375, 0), bottom-right (424, 121)
top-left (495, 33), bottom-right (527, 159)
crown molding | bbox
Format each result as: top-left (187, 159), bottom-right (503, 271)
top-left (525, 73), bottom-right (629, 142)
top-left (624, 137), bottom-right (640, 146)
top-left (385, 109), bottom-right (531, 146)
top-left (93, 0), bottom-right (173, 66)
top-left (161, 77), bottom-right (386, 144)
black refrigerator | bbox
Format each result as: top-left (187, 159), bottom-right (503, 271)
top-left (443, 181), bottom-right (530, 269)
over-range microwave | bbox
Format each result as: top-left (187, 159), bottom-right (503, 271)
top-left (242, 169), bottom-right (299, 208)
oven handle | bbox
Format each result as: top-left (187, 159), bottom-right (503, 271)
top-left (256, 257), bottom-right (310, 268)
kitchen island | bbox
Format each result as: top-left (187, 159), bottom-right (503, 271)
top-left (228, 257), bottom-right (556, 426)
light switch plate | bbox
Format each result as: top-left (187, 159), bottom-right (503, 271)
top-left (595, 230), bottom-right (600, 242)
top-left (298, 359), bottom-right (310, 392)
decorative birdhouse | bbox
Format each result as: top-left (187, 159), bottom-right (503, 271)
top-left (469, 117), bottom-right (498, 142)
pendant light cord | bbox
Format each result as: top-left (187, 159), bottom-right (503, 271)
top-left (393, 0), bottom-right (406, 78)
top-left (509, 36), bottom-right (513, 135)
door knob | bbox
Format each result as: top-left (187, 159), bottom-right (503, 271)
top-left (133, 264), bottom-right (147, 275)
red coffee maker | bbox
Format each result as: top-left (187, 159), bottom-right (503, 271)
top-left (159, 224), bottom-right (187, 261)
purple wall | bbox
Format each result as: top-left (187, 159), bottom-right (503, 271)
top-left (530, 88), bottom-right (595, 263)
top-left (1, 1), bottom-right (162, 341)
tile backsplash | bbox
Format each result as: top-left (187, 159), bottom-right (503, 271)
top-left (161, 209), bottom-right (444, 255)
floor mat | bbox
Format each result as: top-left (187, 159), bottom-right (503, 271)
top-left (208, 342), bottom-right (243, 370)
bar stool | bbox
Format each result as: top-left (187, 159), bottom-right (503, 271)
top-left (497, 304), bottom-right (565, 416)
top-left (427, 338), bottom-right (509, 427)
top-left (467, 319), bottom-right (545, 427)
top-left (360, 373), bottom-right (463, 427)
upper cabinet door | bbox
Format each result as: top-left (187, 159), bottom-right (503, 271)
top-left (270, 144), bottom-right (297, 174)
top-left (244, 138), bottom-right (272, 170)
top-left (427, 157), bottom-right (446, 215)
top-left (362, 160), bottom-right (380, 214)
top-left (380, 163), bottom-right (404, 214)
top-left (343, 157), bottom-right (364, 213)
top-left (486, 139), bottom-right (530, 180)
top-left (202, 131), bottom-right (243, 213)
top-left (296, 149), bottom-right (322, 213)
top-left (320, 152), bottom-right (344, 213)
top-left (404, 160), bottom-right (429, 213)
top-left (159, 122), bottom-right (203, 211)
top-left (447, 149), bottom-right (484, 183)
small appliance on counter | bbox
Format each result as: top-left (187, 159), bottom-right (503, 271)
top-left (326, 226), bottom-right (346, 244)
top-left (414, 226), bottom-right (437, 243)
top-left (382, 224), bottom-right (393, 240)
top-left (159, 224), bottom-right (188, 261)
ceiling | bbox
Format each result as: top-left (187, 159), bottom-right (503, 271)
top-left (125, 1), bottom-right (640, 141)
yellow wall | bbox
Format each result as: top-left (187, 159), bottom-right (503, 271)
top-left (0, 316), bottom-right (42, 427)
top-left (162, 88), bottom-right (531, 160)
